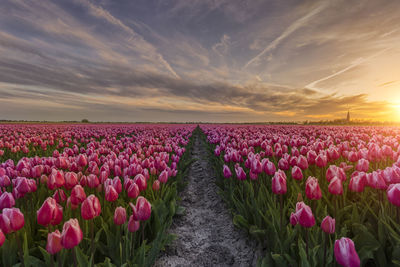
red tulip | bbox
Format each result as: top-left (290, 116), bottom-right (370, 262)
top-left (0, 207), bottom-right (25, 234)
top-left (291, 202), bottom-right (315, 228)
top-left (37, 197), bottom-right (63, 226)
top-left (81, 194), bottom-right (101, 220)
top-left (114, 206), bottom-right (127, 225)
top-left (46, 230), bottom-right (62, 255)
top-left (321, 215), bottom-right (335, 234)
top-left (305, 176), bottom-right (322, 200)
top-left (387, 183), bottom-right (400, 206)
top-left (70, 185), bottom-right (86, 205)
top-left (272, 170), bottom-right (287, 195)
top-left (223, 165), bottom-right (232, 178)
top-left (329, 177), bottom-right (343, 195)
top-left (334, 237), bottom-right (360, 267)
top-left (61, 219), bottom-right (83, 249)
top-left (128, 215), bottom-right (140, 233)
top-left (0, 192), bottom-right (15, 210)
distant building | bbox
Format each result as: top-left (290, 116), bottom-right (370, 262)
top-left (346, 110), bottom-right (350, 122)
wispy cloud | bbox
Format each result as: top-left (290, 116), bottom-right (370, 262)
top-left (244, 1), bottom-right (329, 69)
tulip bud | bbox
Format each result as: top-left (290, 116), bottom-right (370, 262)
top-left (114, 206), bottom-right (127, 225)
top-left (305, 176), bottom-right (322, 200)
top-left (81, 194), bottom-right (101, 220)
top-left (46, 230), bottom-right (62, 255)
top-left (132, 196), bottom-right (151, 221)
top-left (321, 215), bottom-right (335, 234)
top-left (272, 170), bottom-right (287, 194)
top-left (70, 185), bottom-right (86, 205)
top-left (334, 237), bottom-right (360, 267)
top-left (0, 192), bottom-right (15, 210)
top-left (0, 207), bottom-right (25, 234)
top-left (223, 165), bottom-right (232, 178)
top-left (61, 219), bottom-right (83, 249)
top-left (127, 182), bottom-right (140, 198)
top-left (128, 215), bottom-right (140, 233)
top-left (291, 166), bottom-right (303, 180)
top-left (105, 185), bottom-right (118, 202)
top-left (328, 177), bottom-right (343, 195)
top-left (152, 180), bottom-right (160, 191)
top-left (387, 183), bottom-right (400, 206)
top-left (290, 202), bottom-right (315, 228)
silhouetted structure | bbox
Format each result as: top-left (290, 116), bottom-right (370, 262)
top-left (346, 110), bottom-right (350, 122)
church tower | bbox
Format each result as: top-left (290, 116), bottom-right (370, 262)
top-left (346, 110), bottom-right (350, 122)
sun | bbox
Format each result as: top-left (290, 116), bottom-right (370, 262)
top-left (392, 104), bottom-right (400, 121)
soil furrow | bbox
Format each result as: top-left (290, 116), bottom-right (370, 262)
top-left (155, 130), bottom-right (258, 267)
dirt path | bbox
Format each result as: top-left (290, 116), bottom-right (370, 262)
top-left (155, 130), bottom-right (259, 267)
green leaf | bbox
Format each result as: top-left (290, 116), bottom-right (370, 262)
top-left (74, 246), bottom-right (89, 267)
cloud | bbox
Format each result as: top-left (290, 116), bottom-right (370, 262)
top-left (244, 1), bottom-right (329, 69)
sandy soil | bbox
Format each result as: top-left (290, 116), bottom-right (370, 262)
top-left (154, 131), bottom-right (259, 267)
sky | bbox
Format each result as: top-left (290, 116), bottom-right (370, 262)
top-left (1, 0), bottom-right (400, 122)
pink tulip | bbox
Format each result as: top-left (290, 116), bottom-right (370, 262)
top-left (291, 202), bottom-right (315, 228)
top-left (81, 195), bottom-right (101, 220)
top-left (152, 180), bottom-right (160, 191)
top-left (46, 230), bottom-right (62, 255)
top-left (128, 215), bottom-right (140, 233)
top-left (130, 196), bottom-right (151, 221)
top-left (61, 219), bottom-right (83, 249)
top-left (0, 207), bottom-right (25, 234)
top-left (321, 215), bottom-right (335, 234)
top-left (291, 166), bottom-right (303, 180)
top-left (114, 206), bottom-right (127, 225)
top-left (159, 170), bottom-right (169, 183)
top-left (329, 177), bottom-right (343, 195)
top-left (37, 197), bottom-right (63, 226)
top-left (105, 185), bottom-right (119, 202)
top-left (264, 160), bottom-right (276, 176)
top-left (305, 176), bottom-right (322, 200)
top-left (387, 183), bottom-right (400, 206)
top-left (235, 166), bottom-right (247, 180)
top-left (223, 165), bottom-right (232, 178)
top-left (0, 192), bottom-right (15, 210)
top-left (348, 173), bottom-right (366, 193)
top-left (272, 170), bottom-right (287, 195)
top-left (127, 182), bottom-right (140, 198)
top-left (316, 154), bottom-right (327, 167)
top-left (70, 185), bottom-right (86, 205)
top-left (334, 237), bottom-right (360, 267)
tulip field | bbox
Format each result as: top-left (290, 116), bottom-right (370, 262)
top-left (0, 123), bottom-right (195, 266)
top-left (201, 125), bottom-right (400, 267)
top-left (2, 123), bottom-right (400, 267)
